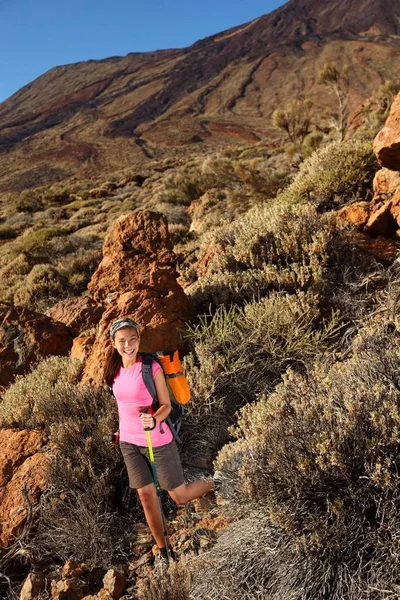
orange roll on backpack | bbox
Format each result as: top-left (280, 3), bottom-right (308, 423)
top-left (156, 350), bottom-right (190, 405)
top-left (140, 350), bottom-right (190, 443)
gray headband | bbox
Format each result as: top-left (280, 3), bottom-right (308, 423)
top-left (109, 318), bottom-right (139, 339)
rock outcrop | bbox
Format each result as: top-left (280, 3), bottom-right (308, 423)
top-left (339, 92), bottom-right (400, 249)
top-left (374, 93), bottom-right (400, 170)
top-left (0, 303), bottom-right (73, 390)
top-left (1, 0), bottom-right (400, 193)
top-left (0, 429), bottom-right (48, 548)
top-left (46, 297), bottom-right (104, 337)
top-left (82, 211), bottom-right (192, 384)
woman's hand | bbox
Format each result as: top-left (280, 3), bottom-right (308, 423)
top-left (140, 411), bottom-right (156, 430)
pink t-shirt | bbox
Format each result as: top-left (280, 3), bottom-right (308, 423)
top-left (112, 356), bottom-right (173, 447)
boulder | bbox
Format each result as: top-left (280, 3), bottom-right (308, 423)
top-left (46, 297), bottom-right (104, 337)
top-left (102, 570), bottom-right (126, 599)
top-left (20, 572), bottom-right (45, 600)
top-left (0, 429), bottom-right (48, 548)
top-left (337, 202), bottom-right (370, 229)
top-left (373, 167), bottom-right (400, 198)
top-left (70, 335), bottom-right (95, 361)
top-left (82, 211), bottom-right (192, 384)
top-left (374, 93), bottom-right (400, 170)
top-left (0, 303), bottom-right (73, 389)
top-left (364, 199), bottom-right (398, 236)
top-left (51, 577), bottom-right (84, 600)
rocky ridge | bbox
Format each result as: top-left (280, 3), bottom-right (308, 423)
top-left (339, 93), bottom-right (400, 243)
top-left (0, 0), bottom-right (400, 192)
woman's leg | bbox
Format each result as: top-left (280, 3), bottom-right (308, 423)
top-left (168, 479), bottom-right (215, 506)
top-left (137, 483), bottom-right (168, 548)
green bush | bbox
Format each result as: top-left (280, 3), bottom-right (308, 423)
top-left (189, 203), bottom-right (378, 318)
top-left (181, 292), bottom-right (341, 465)
top-left (215, 322), bottom-right (400, 598)
top-left (58, 249), bottom-right (102, 294)
top-left (278, 139), bottom-right (377, 210)
top-left (13, 263), bottom-right (67, 309)
top-left (16, 227), bottom-right (65, 255)
top-left (15, 189), bottom-right (44, 213)
top-left (0, 225), bottom-right (17, 240)
top-left (0, 253), bottom-right (35, 303)
top-left (0, 357), bottom-right (133, 564)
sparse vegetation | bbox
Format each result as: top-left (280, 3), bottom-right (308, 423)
top-left (0, 357), bottom-right (134, 565)
top-left (214, 321), bottom-right (400, 599)
top-left (182, 292), bottom-right (342, 464)
top-left (318, 63), bottom-right (350, 140)
top-left (0, 119), bottom-right (399, 599)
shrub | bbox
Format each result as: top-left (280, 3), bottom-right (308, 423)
top-left (58, 249), bottom-right (102, 294)
top-left (15, 189), bottom-right (44, 213)
top-left (189, 202), bottom-right (379, 318)
top-left (0, 253), bottom-right (35, 303)
top-left (16, 227), bottom-right (65, 255)
top-left (137, 562), bottom-right (190, 600)
top-left (190, 514), bottom-right (297, 600)
top-left (215, 322), bottom-right (400, 599)
top-left (278, 139), bottom-right (377, 210)
top-left (0, 357), bottom-right (133, 565)
top-left (13, 263), bottom-right (67, 309)
top-left (0, 225), bottom-right (17, 240)
top-left (181, 292), bottom-right (341, 465)
top-left (42, 183), bottom-right (72, 207)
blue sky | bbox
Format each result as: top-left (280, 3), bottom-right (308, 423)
top-left (0, 0), bottom-right (287, 103)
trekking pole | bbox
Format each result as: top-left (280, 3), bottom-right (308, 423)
top-left (141, 409), bottom-right (172, 564)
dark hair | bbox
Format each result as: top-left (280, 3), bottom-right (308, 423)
top-left (104, 348), bottom-right (122, 388)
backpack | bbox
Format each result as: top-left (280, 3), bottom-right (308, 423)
top-left (140, 350), bottom-right (190, 443)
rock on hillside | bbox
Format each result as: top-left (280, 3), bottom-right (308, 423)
top-left (339, 91), bottom-right (400, 246)
top-left (0, 303), bottom-right (73, 390)
top-left (0, 0), bottom-right (400, 191)
top-left (374, 93), bottom-right (400, 170)
top-left (82, 210), bottom-right (192, 384)
top-left (0, 429), bottom-right (49, 548)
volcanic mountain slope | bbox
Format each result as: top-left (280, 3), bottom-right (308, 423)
top-left (0, 0), bottom-right (400, 192)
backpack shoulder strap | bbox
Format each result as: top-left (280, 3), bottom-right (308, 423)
top-left (140, 353), bottom-right (158, 412)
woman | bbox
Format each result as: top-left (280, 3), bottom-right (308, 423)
top-left (104, 317), bottom-right (215, 564)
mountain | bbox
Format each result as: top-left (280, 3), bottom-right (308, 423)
top-left (0, 0), bottom-right (400, 192)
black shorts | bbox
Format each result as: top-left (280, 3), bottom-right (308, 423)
top-left (119, 439), bottom-right (185, 491)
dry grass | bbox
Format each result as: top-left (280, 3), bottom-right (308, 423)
top-left (214, 321), bottom-right (400, 599)
top-left (181, 291), bottom-right (342, 466)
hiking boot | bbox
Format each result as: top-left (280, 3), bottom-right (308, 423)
top-left (158, 545), bottom-right (176, 568)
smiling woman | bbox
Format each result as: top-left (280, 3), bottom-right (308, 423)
top-left (104, 316), bottom-right (215, 565)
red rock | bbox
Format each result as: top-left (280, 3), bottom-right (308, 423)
top-left (374, 93), bottom-right (400, 170)
top-left (0, 429), bottom-right (44, 486)
top-left (0, 303), bottom-right (73, 388)
top-left (102, 570), bottom-right (126, 599)
top-left (20, 572), bottom-right (45, 600)
top-left (373, 168), bottom-right (400, 198)
top-left (46, 297), bottom-right (104, 337)
top-left (62, 560), bottom-right (88, 579)
top-left (0, 448), bottom-right (49, 547)
top-left (97, 591), bottom-right (113, 600)
top-left (70, 335), bottom-right (95, 361)
top-left (364, 200), bottom-right (398, 237)
top-left (51, 578), bottom-right (84, 600)
top-left (337, 202), bottom-right (370, 229)
top-left (356, 236), bottom-right (399, 262)
top-left (82, 211), bottom-right (192, 385)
